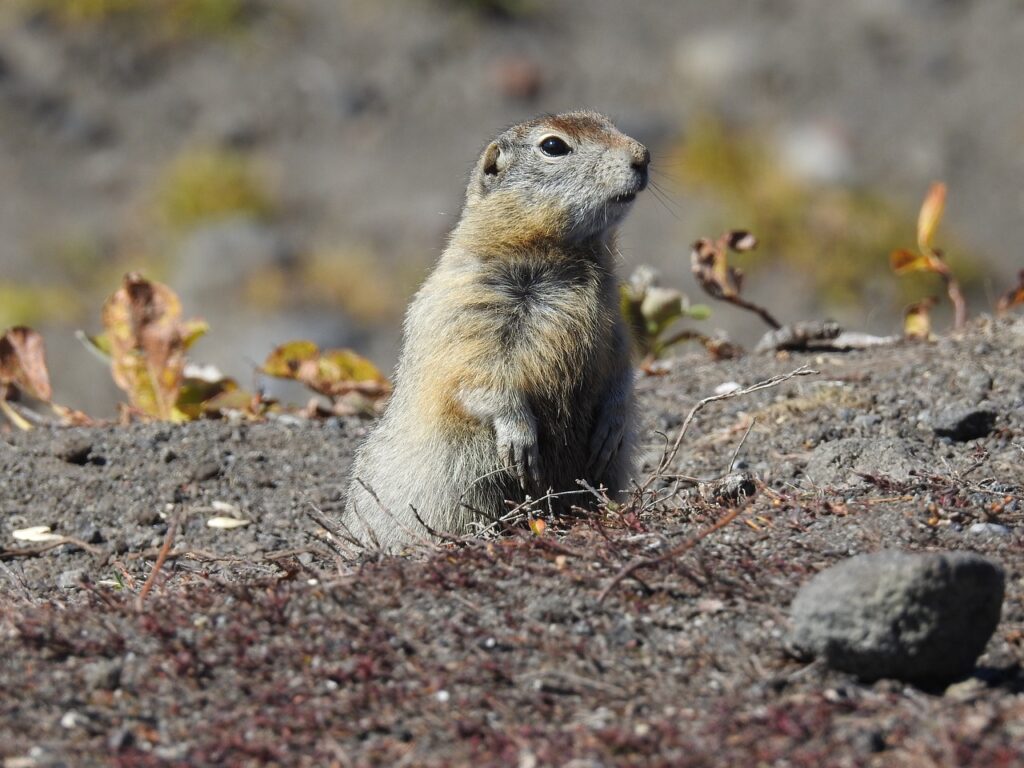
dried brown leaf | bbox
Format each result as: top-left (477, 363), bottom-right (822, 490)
top-left (996, 270), bottom-right (1024, 316)
top-left (100, 273), bottom-right (201, 421)
top-left (691, 238), bottom-right (740, 299)
top-left (0, 327), bottom-right (52, 401)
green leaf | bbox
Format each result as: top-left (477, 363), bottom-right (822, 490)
top-left (76, 330), bottom-right (113, 360)
top-left (684, 304), bottom-right (712, 321)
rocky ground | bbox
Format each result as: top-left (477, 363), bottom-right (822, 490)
top-left (1, 316), bottom-right (1022, 766)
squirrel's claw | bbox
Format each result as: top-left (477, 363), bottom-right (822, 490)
top-left (495, 414), bottom-right (540, 491)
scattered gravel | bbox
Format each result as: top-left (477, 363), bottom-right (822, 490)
top-left (1, 316), bottom-right (1022, 764)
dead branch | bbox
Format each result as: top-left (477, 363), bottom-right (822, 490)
top-left (0, 536), bottom-right (104, 561)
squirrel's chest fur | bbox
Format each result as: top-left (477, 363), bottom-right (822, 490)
top-left (399, 248), bottom-right (621, 433)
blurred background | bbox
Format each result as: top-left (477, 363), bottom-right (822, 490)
top-left (0, 0), bottom-right (1021, 414)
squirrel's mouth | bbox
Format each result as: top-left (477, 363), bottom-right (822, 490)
top-left (610, 192), bottom-right (637, 204)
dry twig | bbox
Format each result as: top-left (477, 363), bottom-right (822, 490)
top-left (643, 365), bottom-right (818, 492)
top-left (597, 507), bottom-right (741, 604)
top-left (135, 508), bottom-right (181, 610)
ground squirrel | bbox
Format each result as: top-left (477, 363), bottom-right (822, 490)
top-left (344, 111), bottom-right (648, 550)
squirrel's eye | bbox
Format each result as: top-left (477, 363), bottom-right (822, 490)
top-left (539, 136), bottom-right (571, 157)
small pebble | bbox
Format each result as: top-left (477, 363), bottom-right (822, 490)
top-left (968, 522), bottom-right (1010, 536)
top-left (57, 569), bottom-right (86, 589)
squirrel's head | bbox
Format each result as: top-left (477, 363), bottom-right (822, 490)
top-left (463, 111), bottom-right (649, 244)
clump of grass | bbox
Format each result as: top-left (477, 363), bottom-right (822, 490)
top-left (300, 247), bottom-right (407, 324)
top-left (234, 247), bottom-right (408, 324)
top-left (0, 283), bottom-right (81, 329)
top-left (20, 0), bottom-right (250, 37)
top-left (671, 115), bottom-right (982, 305)
top-left (157, 147), bottom-right (272, 232)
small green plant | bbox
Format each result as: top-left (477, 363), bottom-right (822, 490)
top-left (620, 266), bottom-right (712, 363)
top-left (3, 273), bottom-right (393, 427)
top-left (157, 148), bottom-right (272, 232)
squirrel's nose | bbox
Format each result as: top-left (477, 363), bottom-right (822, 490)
top-left (630, 143), bottom-right (650, 190)
top-left (631, 144), bottom-right (651, 172)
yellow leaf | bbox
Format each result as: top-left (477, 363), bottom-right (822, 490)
top-left (319, 349), bottom-right (387, 384)
top-left (529, 517), bottom-right (547, 536)
top-left (917, 181), bottom-right (947, 252)
top-left (904, 297), bottom-right (937, 340)
top-left (263, 341), bottom-right (389, 400)
top-left (180, 319), bottom-right (210, 350)
top-left (261, 340), bottom-right (320, 378)
top-left (201, 387), bottom-right (260, 416)
top-left (890, 249), bottom-right (930, 274)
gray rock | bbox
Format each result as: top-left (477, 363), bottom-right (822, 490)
top-left (967, 522), bottom-right (1010, 537)
top-left (789, 550), bottom-right (1004, 682)
top-left (82, 659), bottom-right (122, 691)
top-left (188, 457), bottom-right (222, 483)
top-left (930, 405), bottom-right (997, 441)
top-left (803, 437), bottom-right (920, 487)
top-left (57, 568), bottom-right (87, 589)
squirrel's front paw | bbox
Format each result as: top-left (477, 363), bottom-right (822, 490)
top-left (494, 415), bottom-right (540, 491)
top-left (588, 402), bottom-right (626, 480)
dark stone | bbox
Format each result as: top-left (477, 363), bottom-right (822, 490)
top-left (54, 435), bottom-right (93, 465)
top-left (931, 406), bottom-right (997, 441)
top-left (189, 457), bottom-right (222, 483)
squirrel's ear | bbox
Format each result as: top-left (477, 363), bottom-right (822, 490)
top-left (470, 141), bottom-right (509, 203)
top-left (481, 141), bottom-right (506, 178)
